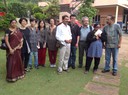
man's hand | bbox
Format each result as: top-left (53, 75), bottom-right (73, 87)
top-left (65, 40), bottom-right (71, 44)
top-left (75, 43), bottom-right (78, 48)
top-left (118, 44), bottom-right (121, 48)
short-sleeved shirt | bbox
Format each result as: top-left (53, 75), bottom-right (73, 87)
top-left (20, 28), bottom-right (30, 53)
top-left (69, 23), bottom-right (80, 46)
top-left (5, 29), bottom-right (11, 36)
top-left (103, 24), bottom-right (122, 48)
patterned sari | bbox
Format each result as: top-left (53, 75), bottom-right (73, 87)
top-left (6, 29), bottom-right (25, 82)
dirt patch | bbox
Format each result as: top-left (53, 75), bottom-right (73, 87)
top-left (79, 93), bottom-right (90, 95)
top-left (93, 75), bottom-right (120, 86)
top-left (125, 63), bottom-right (128, 68)
top-left (85, 82), bottom-right (119, 95)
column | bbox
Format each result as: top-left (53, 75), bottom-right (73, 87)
top-left (115, 5), bottom-right (119, 23)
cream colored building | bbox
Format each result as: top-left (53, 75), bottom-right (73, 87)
top-left (93, 0), bottom-right (128, 28)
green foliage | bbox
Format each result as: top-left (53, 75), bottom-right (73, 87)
top-left (0, 13), bottom-right (16, 30)
top-left (26, 3), bottom-right (37, 15)
top-left (17, 0), bottom-right (42, 3)
top-left (34, 13), bottom-right (47, 20)
top-left (0, 2), bottom-right (6, 12)
top-left (8, 2), bottom-right (27, 17)
top-left (78, 0), bottom-right (98, 24)
top-left (42, 0), bottom-right (60, 19)
top-left (45, 4), bottom-right (60, 19)
top-left (32, 6), bottom-right (43, 14)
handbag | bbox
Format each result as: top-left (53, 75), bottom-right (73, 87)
top-left (0, 38), bottom-right (8, 50)
top-left (56, 40), bottom-right (64, 48)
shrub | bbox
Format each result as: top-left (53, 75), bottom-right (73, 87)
top-left (0, 13), bottom-right (16, 31)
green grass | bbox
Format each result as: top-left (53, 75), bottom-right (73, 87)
top-left (0, 49), bottom-right (94, 95)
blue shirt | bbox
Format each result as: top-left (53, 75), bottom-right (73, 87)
top-left (80, 25), bottom-right (93, 41)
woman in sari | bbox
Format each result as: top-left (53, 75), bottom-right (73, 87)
top-left (5, 19), bottom-right (25, 82)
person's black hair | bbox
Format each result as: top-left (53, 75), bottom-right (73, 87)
top-left (70, 14), bottom-right (76, 18)
top-left (10, 19), bottom-right (17, 24)
top-left (94, 23), bottom-right (99, 28)
top-left (62, 15), bottom-right (68, 20)
top-left (108, 15), bottom-right (115, 21)
top-left (48, 18), bottom-right (55, 24)
top-left (30, 18), bottom-right (37, 23)
top-left (19, 17), bottom-right (28, 24)
top-left (38, 20), bottom-right (46, 30)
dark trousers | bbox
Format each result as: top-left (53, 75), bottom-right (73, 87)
top-left (48, 49), bottom-right (57, 64)
top-left (68, 46), bottom-right (77, 67)
top-left (38, 48), bottom-right (46, 65)
top-left (21, 52), bottom-right (30, 69)
top-left (79, 41), bottom-right (87, 66)
top-left (85, 57), bottom-right (100, 71)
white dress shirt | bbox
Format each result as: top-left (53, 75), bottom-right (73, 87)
top-left (56, 23), bottom-right (72, 45)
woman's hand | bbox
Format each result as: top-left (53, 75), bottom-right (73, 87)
top-left (96, 36), bottom-right (99, 40)
top-left (10, 49), bottom-right (14, 54)
top-left (43, 43), bottom-right (46, 48)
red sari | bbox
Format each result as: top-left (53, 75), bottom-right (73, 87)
top-left (6, 29), bottom-right (25, 82)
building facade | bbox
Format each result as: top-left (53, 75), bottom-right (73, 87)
top-left (92, 0), bottom-right (128, 30)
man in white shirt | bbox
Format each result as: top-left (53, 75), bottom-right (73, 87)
top-left (56, 15), bottom-right (72, 73)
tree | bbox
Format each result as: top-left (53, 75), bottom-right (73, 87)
top-left (78, 0), bottom-right (98, 23)
top-left (18, 0), bottom-right (42, 3)
top-left (0, 13), bottom-right (16, 30)
top-left (42, 0), bottom-right (60, 19)
top-left (8, 2), bottom-right (27, 17)
top-left (34, 13), bottom-right (47, 20)
top-left (32, 6), bottom-right (43, 14)
top-left (0, 2), bottom-right (6, 12)
top-left (26, 3), bottom-right (37, 15)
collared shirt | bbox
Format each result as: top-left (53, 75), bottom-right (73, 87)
top-left (103, 24), bottom-right (122, 48)
top-left (80, 25), bottom-right (93, 41)
top-left (56, 23), bottom-right (72, 45)
top-left (69, 22), bottom-right (80, 46)
top-left (29, 27), bottom-right (40, 52)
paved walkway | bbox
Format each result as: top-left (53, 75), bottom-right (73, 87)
top-left (79, 34), bottom-right (128, 95)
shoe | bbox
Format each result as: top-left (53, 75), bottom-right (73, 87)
top-left (50, 64), bottom-right (54, 68)
top-left (63, 69), bottom-right (69, 73)
top-left (102, 69), bottom-right (110, 73)
top-left (42, 64), bottom-right (45, 67)
top-left (78, 65), bottom-right (82, 68)
top-left (84, 70), bottom-right (89, 74)
top-left (25, 68), bottom-right (30, 72)
top-left (93, 69), bottom-right (97, 74)
top-left (112, 72), bottom-right (117, 76)
top-left (35, 66), bottom-right (39, 69)
top-left (72, 66), bottom-right (75, 69)
top-left (29, 66), bottom-right (33, 69)
top-left (68, 65), bottom-right (71, 68)
top-left (57, 70), bottom-right (62, 74)
top-left (53, 64), bottom-right (56, 67)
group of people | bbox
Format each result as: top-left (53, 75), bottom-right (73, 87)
top-left (3, 14), bottom-right (122, 82)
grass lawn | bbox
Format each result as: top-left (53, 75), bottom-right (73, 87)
top-left (0, 31), bottom-right (128, 95)
top-left (0, 48), bottom-right (94, 95)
